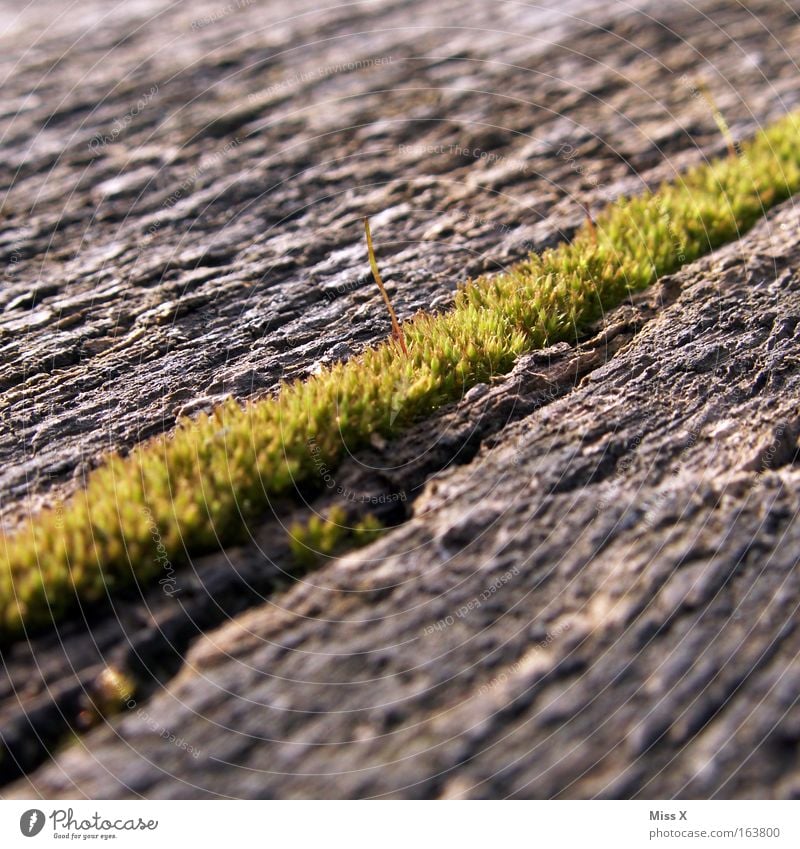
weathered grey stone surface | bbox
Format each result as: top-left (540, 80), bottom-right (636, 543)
top-left (2, 0), bottom-right (800, 798)
top-left (7, 198), bottom-right (800, 799)
top-left (4, 0), bottom-right (800, 523)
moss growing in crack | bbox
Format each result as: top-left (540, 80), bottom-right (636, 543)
top-left (288, 508), bottom-right (384, 568)
top-left (2, 111), bottom-right (800, 640)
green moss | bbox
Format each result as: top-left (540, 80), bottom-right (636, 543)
top-left (3, 111), bottom-right (800, 640)
top-left (288, 508), bottom-right (384, 568)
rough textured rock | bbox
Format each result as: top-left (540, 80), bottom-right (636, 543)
top-left (4, 0), bottom-right (800, 523)
top-left (7, 197), bottom-right (800, 799)
top-left (2, 0), bottom-right (800, 798)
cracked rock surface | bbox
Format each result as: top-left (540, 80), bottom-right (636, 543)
top-left (2, 0), bottom-right (800, 798)
top-left (4, 0), bottom-right (800, 522)
top-left (9, 199), bottom-right (800, 800)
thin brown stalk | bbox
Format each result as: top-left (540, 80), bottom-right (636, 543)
top-left (579, 202), bottom-right (597, 244)
top-left (696, 80), bottom-right (738, 158)
top-left (364, 216), bottom-right (408, 355)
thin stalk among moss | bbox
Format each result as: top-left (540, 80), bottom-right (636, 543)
top-left (2, 111), bottom-right (800, 640)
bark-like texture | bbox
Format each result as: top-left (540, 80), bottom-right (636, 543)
top-left (8, 200), bottom-right (800, 799)
top-left (4, 0), bottom-right (800, 522)
top-left (2, 0), bottom-right (800, 798)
